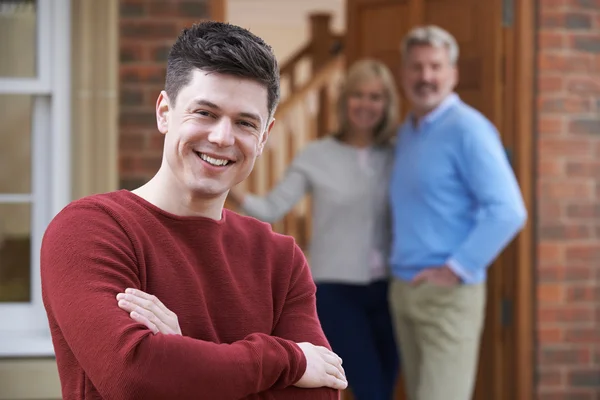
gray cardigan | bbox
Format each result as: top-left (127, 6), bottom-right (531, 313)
top-left (241, 137), bottom-right (394, 284)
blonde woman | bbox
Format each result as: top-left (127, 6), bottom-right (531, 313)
top-left (229, 59), bottom-right (401, 400)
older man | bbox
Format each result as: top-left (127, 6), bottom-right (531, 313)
top-left (388, 25), bottom-right (527, 400)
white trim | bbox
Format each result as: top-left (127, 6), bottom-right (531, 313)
top-left (0, 0), bottom-right (71, 356)
top-left (50, 0), bottom-right (71, 216)
top-left (0, 78), bottom-right (51, 94)
top-left (0, 331), bottom-right (54, 357)
top-left (0, 194), bottom-right (33, 203)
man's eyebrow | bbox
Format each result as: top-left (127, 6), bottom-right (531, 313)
top-left (191, 99), bottom-right (263, 125)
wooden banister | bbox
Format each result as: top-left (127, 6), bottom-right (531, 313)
top-left (232, 12), bottom-right (346, 251)
top-left (275, 55), bottom-right (344, 119)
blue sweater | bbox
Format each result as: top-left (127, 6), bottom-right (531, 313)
top-left (389, 95), bottom-right (527, 284)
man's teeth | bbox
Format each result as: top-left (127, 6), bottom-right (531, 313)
top-left (199, 153), bottom-right (230, 166)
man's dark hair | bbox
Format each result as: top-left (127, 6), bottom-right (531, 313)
top-left (166, 21), bottom-right (280, 118)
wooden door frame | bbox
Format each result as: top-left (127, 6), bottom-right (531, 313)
top-left (345, 0), bottom-right (537, 399)
top-left (210, 0), bottom-right (227, 22)
top-left (511, 0), bottom-right (535, 398)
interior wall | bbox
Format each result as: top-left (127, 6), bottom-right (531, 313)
top-left (227, 0), bottom-right (345, 63)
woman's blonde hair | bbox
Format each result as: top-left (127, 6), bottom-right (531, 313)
top-left (335, 59), bottom-right (399, 145)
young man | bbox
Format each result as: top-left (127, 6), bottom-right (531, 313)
top-left (388, 26), bottom-right (527, 400)
top-left (41, 22), bottom-right (346, 399)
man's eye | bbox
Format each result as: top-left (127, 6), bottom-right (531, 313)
top-left (196, 110), bottom-right (212, 117)
top-left (240, 121), bottom-right (256, 129)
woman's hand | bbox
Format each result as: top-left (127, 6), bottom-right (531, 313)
top-left (116, 288), bottom-right (182, 335)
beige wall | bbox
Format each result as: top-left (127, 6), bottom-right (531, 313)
top-left (227, 0), bottom-right (345, 63)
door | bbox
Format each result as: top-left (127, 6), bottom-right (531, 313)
top-left (345, 0), bottom-right (511, 399)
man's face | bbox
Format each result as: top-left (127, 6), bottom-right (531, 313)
top-left (401, 44), bottom-right (458, 116)
top-left (156, 69), bottom-right (274, 199)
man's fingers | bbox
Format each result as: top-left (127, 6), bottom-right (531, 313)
top-left (117, 299), bottom-right (174, 334)
top-left (325, 363), bottom-right (345, 380)
top-left (411, 269), bottom-right (430, 286)
top-left (316, 346), bottom-right (343, 363)
top-left (324, 372), bottom-right (348, 390)
top-left (130, 310), bottom-right (159, 334)
top-left (117, 291), bottom-right (170, 322)
top-left (123, 288), bottom-right (175, 318)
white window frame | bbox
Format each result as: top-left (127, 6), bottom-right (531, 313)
top-left (0, 0), bottom-right (71, 357)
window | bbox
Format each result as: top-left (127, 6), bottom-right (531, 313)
top-left (0, 0), bottom-right (71, 356)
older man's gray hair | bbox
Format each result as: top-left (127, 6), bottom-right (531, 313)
top-left (401, 25), bottom-right (459, 65)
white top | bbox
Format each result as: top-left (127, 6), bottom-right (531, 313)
top-left (241, 137), bottom-right (394, 284)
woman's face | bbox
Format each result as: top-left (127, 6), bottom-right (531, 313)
top-left (346, 77), bottom-right (387, 134)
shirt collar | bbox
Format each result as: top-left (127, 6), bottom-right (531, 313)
top-left (410, 92), bottom-right (459, 129)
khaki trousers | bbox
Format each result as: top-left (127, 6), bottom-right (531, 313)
top-left (389, 279), bottom-right (486, 400)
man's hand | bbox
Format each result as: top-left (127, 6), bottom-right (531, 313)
top-left (116, 288), bottom-right (182, 335)
top-left (411, 265), bottom-right (460, 287)
top-left (294, 342), bottom-right (347, 390)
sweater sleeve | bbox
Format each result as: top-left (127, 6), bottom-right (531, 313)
top-left (447, 122), bottom-right (527, 283)
top-left (41, 203), bottom-right (309, 400)
top-left (260, 242), bottom-right (340, 399)
top-left (241, 150), bottom-right (311, 223)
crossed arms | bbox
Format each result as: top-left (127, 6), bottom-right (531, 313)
top-left (41, 204), bottom-right (345, 399)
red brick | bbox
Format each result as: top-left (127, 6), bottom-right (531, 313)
top-left (571, 35), bottom-right (600, 53)
top-left (539, 31), bottom-right (567, 48)
top-left (538, 243), bottom-right (565, 264)
top-left (538, 75), bottom-right (565, 93)
top-left (569, 118), bottom-right (600, 135)
top-left (538, 117), bottom-right (566, 136)
top-left (567, 77), bottom-right (600, 95)
top-left (120, 0), bottom-right (146, 18)
top-left (565, 244), bottom-right (600, 262)
top-left (569, 0), bottom-right (600, 9)
top-left (147, 2), bottom-right (183, 17)
top-left (120, 20), bottom-right (179, 40)
top-left (538, 265), bottom-right (594, 282)
top-left (538, 327), bottom-right (564, 344)
top-left (566, 202), bottom-right (600, 218)
top-left (539, 223), bottom-right (592, 240)
top-left (539, 137), bottom-right (593, 156)
top-left (539, 96), bottom-right (592, 113)
top-left (566, 285), bottom-right (600, 302)
top-left (538, 367), bottom-right (564, 388)
top-left (120, 65), bottom-right (166, 84)
top-left (565, 327), bottom-right (600, 344)
top-left (539, 53), bottom-right (595, 73)
top-left (119, 132), bottom-right (148, 151)
top-left (540, 0), bottom-right (570, 8)
top-left (537, 390), bottom-right (595, 400)
top-left (540, 181), bottom-right (594, 199)
top-left (538, 305), bottom-right (594, 323)
top-left (538, 200), bottom-right (563, 221)
top-left (540, 347), bottom-right (592, 364)
top-left (565, 161), bottom-right (600, 177)
top-left (538, 158), bottom-right (564, 177)
top-left (538, 283), bottom-right (566, 303)
top-left (567, 369), bottom-right (600, 388)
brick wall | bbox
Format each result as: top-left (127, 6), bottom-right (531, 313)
top-left (119, 0), bottom-right (211, 189)
top-left (536, 0), bottom-right (600, 398)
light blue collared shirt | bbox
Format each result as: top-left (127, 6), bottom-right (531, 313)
top-left (389, 94), bottom-right (527, 284)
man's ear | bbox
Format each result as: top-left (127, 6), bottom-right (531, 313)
top-left (257, 118), bottom-right (276, 156)
top-left (156, 91), bottom-right (170, 134)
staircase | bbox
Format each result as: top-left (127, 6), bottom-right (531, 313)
top-left (233, 13), bottom-right (346, 251)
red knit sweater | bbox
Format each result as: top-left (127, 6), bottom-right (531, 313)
top-left (41, 190), bottom-right (339, 400)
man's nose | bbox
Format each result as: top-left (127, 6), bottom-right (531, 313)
top-left (208, 118), bottom-right (235, 147)
top-left (420, 67), bottom-right (435, 82)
